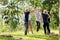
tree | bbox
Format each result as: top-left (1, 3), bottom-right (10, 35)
top-left (0, 0), bottom-right (8, 5)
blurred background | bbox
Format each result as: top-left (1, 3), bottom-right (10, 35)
top-left (0, 0), bottom-right (59, 40)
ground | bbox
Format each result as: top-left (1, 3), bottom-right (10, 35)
top-left (0, 29), bottom-right (58, 40)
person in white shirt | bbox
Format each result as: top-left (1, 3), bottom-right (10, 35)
top-left (28, 13), bottom-right (33, 34)
top-left (35, 7), bottom-right (42, 32)
top-left (28, 7), bottom-right (34, 34)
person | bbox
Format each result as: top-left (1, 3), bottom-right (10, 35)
top-left (28, 7), bottom-right (34, 34)
top-left (35, 7), bottom-right (42, 32)
top-left (24, 7), bottom-right (30, 35)
top-left (42, 10), bottom-right (50, 34)
top-left (48, 11), bottom-right (51, 23)
top-left (28, 13), bottom-right (33, 34)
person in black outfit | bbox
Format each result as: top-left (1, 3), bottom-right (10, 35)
top-left (24, 8), bottom-right (30, 35)
top-left (48, 11), bottom-right (51, 23)
top-left (42, 10), bottom-right (50, 34)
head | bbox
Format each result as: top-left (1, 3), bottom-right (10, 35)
top-left (36, 7), bottom-right (42, 13)
top-left (48, 11), bottom-right (50, 14)
top-left (31, 7), bottom-right (35, 12)
top-left (43, 10), bottom-right (48, 14)
top-left (25, 6), bottom-right (30, 12)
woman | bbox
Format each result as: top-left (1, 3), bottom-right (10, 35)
top-left (48, 11), bottom-right (51, 23)
top-left (35, 7), bottom-right (42, 32)
top-left (28, 7), bottom-right (34, 34)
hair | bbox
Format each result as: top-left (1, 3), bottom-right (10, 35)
top-left (48, 11), bottom-right (50, 14)
top-left (43, 10), bottom-right (48, 14)
top-left (25, 6), bottom-right (30, 12)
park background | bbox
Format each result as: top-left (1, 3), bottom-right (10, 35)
top-left (0, 0), bottom-right (59, 40)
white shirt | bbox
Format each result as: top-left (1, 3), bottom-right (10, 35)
top-left (29, 14), bottom-right (31, 20)
top-left (35, 12), bottom-right (42, 22)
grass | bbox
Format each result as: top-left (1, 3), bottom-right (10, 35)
top-left (0, 29), bottom-right (58, 40)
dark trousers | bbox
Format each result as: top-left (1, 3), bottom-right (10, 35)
top-left (36, 21), bottom-right (40, 32)
top-left (25, 22), bottom-right (28, 35)
top-left (43, 23), bottom-right (50, 34)
top-left (48, 18), bottom-right (50, 23)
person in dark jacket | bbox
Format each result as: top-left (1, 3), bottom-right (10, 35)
top-left (42, 10), bottom-right (50, 34)
top-left (24, 7), bottom-right (30, 35)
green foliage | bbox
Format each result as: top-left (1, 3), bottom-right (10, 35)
top-left (2, 1), bottom-right (20, 31)
top-left (0, 0), bottom-right (8, 5)
top-left (30, 0), bottom-right (43, 8)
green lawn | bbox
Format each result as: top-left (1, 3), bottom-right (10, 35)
top-left (0, 29), bottom-right (58, 40)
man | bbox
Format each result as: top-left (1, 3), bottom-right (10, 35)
top-left (42, 10), bottom-right (50, 34)
top-left (24, 7), bottom-right (30, 35)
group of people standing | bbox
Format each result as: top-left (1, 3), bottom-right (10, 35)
top-left (24, 6), bottom-right (51, 35)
